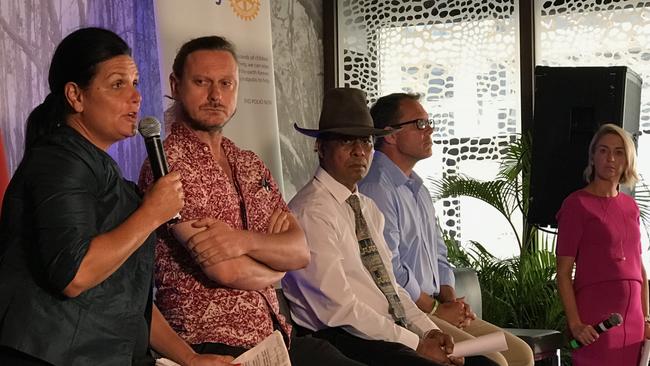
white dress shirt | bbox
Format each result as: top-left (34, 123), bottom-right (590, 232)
top-left (282, 167), bottom-right (438, 351)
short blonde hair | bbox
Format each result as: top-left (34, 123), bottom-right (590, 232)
top-left (584, 123), bottom-right (639, 189)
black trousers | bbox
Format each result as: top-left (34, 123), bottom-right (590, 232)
top-left (308, 327), bottom-right (500, 366)
top-left (193, 334), bottom-right (364, 366)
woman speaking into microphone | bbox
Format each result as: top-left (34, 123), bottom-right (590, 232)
top-left (556, 123), bottom-right (649, 365)
top-left (0, 28), bottom-right (231, 365)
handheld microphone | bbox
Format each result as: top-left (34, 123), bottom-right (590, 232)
top-left (568, 313), bottom-right (623, 349)
top-left (138, 116), bottom-right (169, 180)
top-left (138, 116), bottom-right (180, 222)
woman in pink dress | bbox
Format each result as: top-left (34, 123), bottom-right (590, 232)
top-left (556, 123), bottom-right (649, 365)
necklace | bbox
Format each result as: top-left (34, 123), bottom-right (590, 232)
top-left (598, 196), bottom-right (627, 261)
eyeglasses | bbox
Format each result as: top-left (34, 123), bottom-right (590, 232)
top-left (391, 118), bottom-right (435, 130)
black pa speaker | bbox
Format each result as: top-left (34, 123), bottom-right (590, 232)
top-left (528, 66), bottom-right (642, 227)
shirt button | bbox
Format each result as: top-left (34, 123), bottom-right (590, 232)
top-left (203, 147), bottom-right (209, 152)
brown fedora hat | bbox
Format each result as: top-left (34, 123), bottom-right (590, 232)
top-left (294, 87), bottom-right (393, 137)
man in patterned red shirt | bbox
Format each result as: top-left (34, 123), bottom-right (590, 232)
top-left (139, 36), bottom-right (362, 365)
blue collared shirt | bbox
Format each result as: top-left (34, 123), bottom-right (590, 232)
top-left (359, 151), bottom-right (455, 301)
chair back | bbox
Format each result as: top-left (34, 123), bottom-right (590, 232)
top-left (452, 267), bottom-right (482, 319)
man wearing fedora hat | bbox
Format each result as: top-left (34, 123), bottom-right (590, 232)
top-left (140, 36), bottom-right (364, 366)
top-left (282, 87), bottom-right (497, 366)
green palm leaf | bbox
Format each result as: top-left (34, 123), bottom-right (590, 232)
top-left (436, 135), bottom-right (565, 333)
top-left (431, 173), bottom-right (522, 250)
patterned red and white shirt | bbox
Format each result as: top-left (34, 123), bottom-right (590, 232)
top-left (139, 121), bottom-right (291, 348)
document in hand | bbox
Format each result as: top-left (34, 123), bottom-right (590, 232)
top-left (155, 330), bottom-right (291, 366)
top-left (449, 331), bottom-right (508, 358)
top-left (232, 330), bottom-right (291, 366)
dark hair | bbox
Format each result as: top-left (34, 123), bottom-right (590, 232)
top-left (172, 36), bottom-right (237, 79)
top-left (370, 92), bottom-right (420, 148)
top-left (25, 27), bottom-right (131, 151)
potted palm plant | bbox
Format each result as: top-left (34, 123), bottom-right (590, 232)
top-left (431, 135), bottom-right (565, 330)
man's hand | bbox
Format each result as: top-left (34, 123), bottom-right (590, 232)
top-left (455, 297), bottom-right (476, 329)
top-left (434, 300), bottom-right (467, 328)
top-left (416, 330), bottom-right (464, 365)
top-left (186, 218), bottom-right (251, 267)
top-left (180, 208), bottom-right (291, 266)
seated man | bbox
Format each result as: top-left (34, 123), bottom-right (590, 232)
top-left (359, 92), bottom-right (534, 366)
top-left (139, 36), bottom-right (362, 366)
top-left (282, 87), bottom-right (497, 366)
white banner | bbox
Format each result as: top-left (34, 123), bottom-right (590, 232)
top-left (154, 0), bottom-right (283, 192)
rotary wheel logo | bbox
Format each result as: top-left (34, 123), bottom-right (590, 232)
top-left (230, 0), bottom-right (260, 21)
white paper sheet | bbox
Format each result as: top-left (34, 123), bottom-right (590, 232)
top-left (155, 358), bottom-right (180, 366)
top-left (232, 330), bottom-right (291, 366)
top-left (450, 331), bottom-right (509, 358)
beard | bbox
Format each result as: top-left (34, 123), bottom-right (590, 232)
top-left (177, 102), bottom-right (237, 133)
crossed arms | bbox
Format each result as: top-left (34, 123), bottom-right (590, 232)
top-left (172, 207), bottom-right (310, 290)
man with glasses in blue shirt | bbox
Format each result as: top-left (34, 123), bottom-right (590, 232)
top-left (359, 93), bottom-right (534, 366)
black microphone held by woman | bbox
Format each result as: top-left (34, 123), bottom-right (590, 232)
top-left (138, 116), bottom-right (181, 223)
top-left (138, 116), bottom-right (169, 180)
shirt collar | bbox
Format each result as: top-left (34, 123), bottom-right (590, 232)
top-left (315, 167), bottom-right (358, 204)
top-left (169, 119), bottom-right (237, 158)
top-left (170, 120), bottom-right (201, 143)
top-left (373, 151), bottom-right (424, 192)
